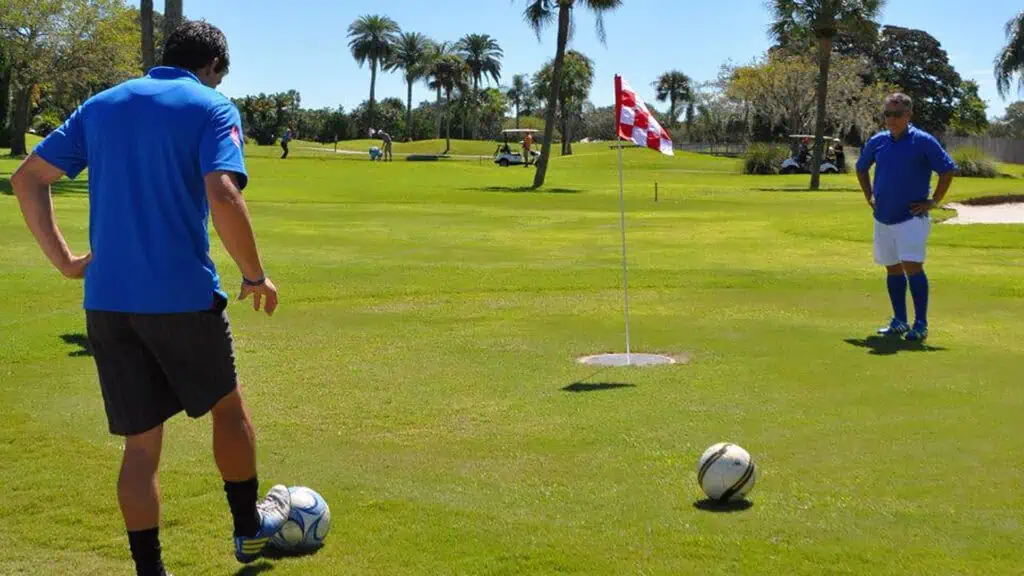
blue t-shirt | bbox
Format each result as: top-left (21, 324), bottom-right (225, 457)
top-left (34, 67), bottom-right (248, 313)
top-left (855, 124), bottom-right (956, 225)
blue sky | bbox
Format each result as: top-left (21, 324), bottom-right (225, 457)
top-left (131, 0), bottom-right (1022, 119)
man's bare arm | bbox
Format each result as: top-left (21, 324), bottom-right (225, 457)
top-left (205, 171), bottom-right (264, 281)
top-left (11, 154), bottom-right (90, 278)
top-left (932, 172), bottom-right (954, 205)
top-left (857, 171), bottom-right (874, 207)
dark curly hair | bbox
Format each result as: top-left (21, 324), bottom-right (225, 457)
top-left (162, 20), bottom-right (230, 74)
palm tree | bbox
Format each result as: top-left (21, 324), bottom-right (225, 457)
top-left (995, 10), bottom-right (1024, 99)
top-left (456, 34), bottom-right (503, 140)
top-left (653, 71), bottom-right (693, 128)
top-left (141, 0), bottom-right (155, 71)
top-left (163, 0), bottom-right (183, 38)
top-left (507, 74), bottom-right (531, 128)
top-left (424, 41), bottom-right (454, 140)
top-left (523, 0), bottom-right (622, 189)
top-left (348, 15), bottom-right (400, 129)
top-left (387, 31), bottom-right (431, 141)
top-left (534, 50), bottom-right (594, 155)
top-left (770, 0), bottom-right (885, 190)
top-left (431, 54), bottom-right (470, 154)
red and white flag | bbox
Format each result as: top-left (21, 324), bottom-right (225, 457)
top-left (615, 75), bottom-right (673, 156)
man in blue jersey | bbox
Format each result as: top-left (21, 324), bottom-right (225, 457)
top-left (11, 21), bottom-right (290, 575)
top-left (856, 93), bottom-right (957, 343)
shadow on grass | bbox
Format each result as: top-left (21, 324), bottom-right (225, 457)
top-left (562, 382), bottom-right (636, 393)
top-left (234, 561), bottom-right (274, 576)
top-left (262, 546), bottom-right (324, 560)
top-left (0, 175), bottom-right (88, 196)
top-left (693, 498), bottom-right (754, 513)
top-left (60, 333), bottom-right (92, 357)
top-left (844, 335), bottom-right (947, 356)
top-left (959, 194), bottom-right (1024, 206)
top-left (465, 185), bottom-right (582, 194)
top-left (752, 186), bottom-right (861, 193)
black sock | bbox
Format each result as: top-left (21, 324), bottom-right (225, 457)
top-left (127, 527), bottom-right (166, 576)
top-left (224, 476), bottom-right (260, 537)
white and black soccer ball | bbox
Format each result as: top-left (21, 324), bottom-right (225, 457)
top-left (270, 486), bottom-right (331, 551)
top-left (697, 443), bottom-right (756, 502)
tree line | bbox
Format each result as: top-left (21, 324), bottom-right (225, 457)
top-left (1, 2), bottom-right (1023, 189)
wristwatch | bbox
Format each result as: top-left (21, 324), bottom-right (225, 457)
top-left (242, 275), bottom-right (266, 287)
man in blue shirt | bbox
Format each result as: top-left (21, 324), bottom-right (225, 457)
top-left (856, 93), bottom-right (957, 342)
top-left (11, 21), bottom-right (290, 575)
top-left (280, 127), bottom-right (292, 159)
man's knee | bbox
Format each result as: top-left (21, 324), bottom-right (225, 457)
top-left (122, 425), bottom-right (163, 470)
top-left (885, 264), bottom-right (905, 275)
top-left (901, 261), bottom-right (924, 275)
top-left (211, 389), bottom-right (249, 423)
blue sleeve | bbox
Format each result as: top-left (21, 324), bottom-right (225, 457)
top-left (921, 134), bottom-right (957, 175)
top-left (33, 106), bottom-right (88, 179)
top-left (200, 100), bottom-right (248, 190)
top-left (855, 136), bottom-right (877, 174)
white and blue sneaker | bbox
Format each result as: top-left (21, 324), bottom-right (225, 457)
top-left (904, 322), bottom-right (928, 342)
top-left (234, 484), bottom-right (291, 563)
top-left (877, 318), bottom-right (910, 337)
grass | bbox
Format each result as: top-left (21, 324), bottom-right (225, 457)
top-left (1, 140), bottom-right (1023, 575)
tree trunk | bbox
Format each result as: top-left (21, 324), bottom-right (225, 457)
top-left (533, 4), bottom-right (571, 189)
top-left (406, 76), bottom-right (413, 142)
top-left (809, 36), bottom-right (833, 191)
top-left (560, 96), bottom-right (570, 155)
top-left (515, 102), bottom-right (520, 129)
top-left (435, 86), bottom-right (442, 139)
top-left (163, 0), bottom-right (183, 39)
top-left (444, 89), bottom-right (451, 154)
top-left (141, 0), bottom-right (155, 72)
top-left (670, 94), bottom-right (677, 127)
top-left (0, 54), bottom-right (10, 139)
top-left (368, 61), bottom-right (377, 130)
top-left (9, 81), bottom-right (33, 157)
top-left (471, 77), bottom-right (479, 140)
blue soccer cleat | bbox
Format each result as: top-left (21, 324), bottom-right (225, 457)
top-left (904, 322), bottom-right (928, 342)
top-left (234, 484), bottom-right (292, 563)
top-left (877, 318), bottom-right (910, 337)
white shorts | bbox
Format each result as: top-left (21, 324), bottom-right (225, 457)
top-left (874, 216), bottom-right (930, 266)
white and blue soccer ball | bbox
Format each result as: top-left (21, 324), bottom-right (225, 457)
top-left (270, 486), bottom-right (331, 551)
top-left (697, 442), bottom-right (756, 502)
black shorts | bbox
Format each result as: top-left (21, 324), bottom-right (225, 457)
top-left (85, 294), bottom-right (238, 436)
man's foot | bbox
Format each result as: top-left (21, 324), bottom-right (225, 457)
top-left (905, 323), bottom-right (928, 342)
top-left (877, 318), bottom-right (910, 337)
top-left (234, 485), bottom-right (291, 563)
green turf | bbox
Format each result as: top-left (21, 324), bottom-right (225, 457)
top-left (1, 140), bottom-right (1022, 575)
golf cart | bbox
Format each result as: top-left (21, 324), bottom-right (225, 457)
top-left (494, 129), bottom-right (540, 167)
top-left (780, 134), bottom-right (845, 174)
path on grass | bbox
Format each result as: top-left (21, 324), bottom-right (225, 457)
top-left (944, 202), bottom-right (1024, 224)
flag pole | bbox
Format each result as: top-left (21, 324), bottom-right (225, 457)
top-left (616, 141), bottom-right (632, 365)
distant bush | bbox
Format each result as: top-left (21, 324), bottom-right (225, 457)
top-left (951, 146), bottom-right (999, 178)
top-left (32, 110), bottom-right (63, 137)
top-left (743, 143), bottom-right (789, 175)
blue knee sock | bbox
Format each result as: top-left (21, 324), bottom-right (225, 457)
top-left (886, 274), bottom-right (908, 323)
top-left (908, 272), bottom-right (929, 327)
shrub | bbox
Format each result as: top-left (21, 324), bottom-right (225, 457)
top-left (951, 146), bottom-right (999, 178)
top-left (32, 110), bottom-right (63, 137)
top-left (743, 143), bottom-right (789, 175)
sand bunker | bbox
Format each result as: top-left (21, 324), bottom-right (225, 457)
top-left (942, 203), bottom-right (1024, 225)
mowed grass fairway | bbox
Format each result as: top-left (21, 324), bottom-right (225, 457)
top-left (1, 140), bottom-right (1023, 575)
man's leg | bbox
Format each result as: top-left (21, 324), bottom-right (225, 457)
top-left (899, 217), bottom-right (931, 341)
top-left (874, 221), bottom-right (909, 335)
top-left (886, 264), bottom-right (909, 324)
top-left (211, 389), bottom-right (261, 538)
top-left (120, 425), bottom-right (168, 576)
top-left (132, 304), bottom-right (290, 564)
top-left (903, 260), bottom-right (929, 338)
